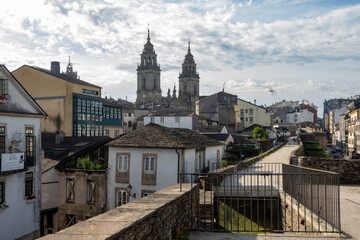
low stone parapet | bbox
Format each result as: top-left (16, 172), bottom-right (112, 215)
top-left (299, 157), bottom-right (360, 183)
top-left (38, 184), bottom-right (198, 240)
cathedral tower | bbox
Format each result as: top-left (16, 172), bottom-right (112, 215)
top-left (178, 41), bottom-right (199, 111)
top-left (136, 29), bottom-right (162, 107)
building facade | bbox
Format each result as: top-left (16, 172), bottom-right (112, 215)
top-left (0, 64), bottom-right (46, 240)
top-left (106, 123), bottom-right (223, 210)
top-left (13, 60), bottom-right (122, 137)
top-left (170, 42), bottom-right (200, 112)
top-left (136, 30), bottom-right (162, 107)
top-left (235, 98), bottom-right (271, 131)
top-left (197, 92), bottom-right (238, 131)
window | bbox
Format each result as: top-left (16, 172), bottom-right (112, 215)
top-left (246, 118), bottom-right (248, 122)
top-left (114, 130), bottom-right (120, 137)
top-left (65, 214), bottom-right (76, 228)
top-left (0, 182), bottom-right (4, 204)
top-left (104, 129), bottom-right (109, 137)
top-left (77, 99), bottom-right (82, 113)
top-left (245, 109), bottom-right (248, 114)
top-left (25, 127), bottom-right (35, 167)
top-left (160, 117), bottom-right (164, 123)
top-left (110, 108), bottom-right (114, 118)
top-left (87, 180), bottom-right (96, 204)
top-left (0, 79), bottom-right (8, 95)
top-left (0, 126), bottom-right (5, 155)
top-left (175, 117), bottom-right (180, 123)
top-left (128, 121), bottom-right (132, 128)
top-left (116, 190), bottom-right (128, 206)
top-left (66, 179), bottom-right (75, 202)
top-left (91, 101), bottom-right (95, 114)
top-left (249, 109), bottom-right (253, 115)
top-left (144, 156), bottom-right (155, 174)
top-left (250, 117), bottom-right (253, 123)
top-left (117, 155), bottom-right (128, 172)
top-left (25, 172), bottom-right (34, 197)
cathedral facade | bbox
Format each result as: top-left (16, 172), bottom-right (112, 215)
top-left (136, 30), bottom-right (200, 112)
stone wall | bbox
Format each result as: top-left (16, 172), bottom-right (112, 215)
top-left (280, 194), bottom-right (329, 232)
top-left (299, 132), bottom-right (327, 150)
top-left (211, 142), bottom-right (286, 174)
top-left (39, 184), bottom-right (198, 240)
top-left (298, 157), bottom-right (360, 183)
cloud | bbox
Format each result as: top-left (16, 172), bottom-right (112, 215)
top-left (0, 0), bottom-right (360, 115)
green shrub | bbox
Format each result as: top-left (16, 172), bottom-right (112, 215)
top-left (64, 157), bottom-right (107, 170)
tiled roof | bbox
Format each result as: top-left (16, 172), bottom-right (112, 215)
top-left (26, 65), bottom-right (101, 88)
top-left (202, 134), bottom-right (230, 142)
top-left (42, 134), bottom-right (112, 161)
top-left (108, 123), bottom-right (222, 149)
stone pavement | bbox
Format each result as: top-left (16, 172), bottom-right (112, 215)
top-left (190, 138), bottom-right (360, 240)
top-left (259, 137), bottom-right (299, 165)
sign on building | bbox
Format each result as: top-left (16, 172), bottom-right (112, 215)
top-left (1, 153), bottom-right (25, 172)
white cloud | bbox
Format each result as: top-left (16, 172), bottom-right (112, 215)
top-left (0, 0), bottom-right (359, 116)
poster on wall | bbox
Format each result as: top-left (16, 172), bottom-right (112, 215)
top-left (1, 153), bottom-right (25, 172)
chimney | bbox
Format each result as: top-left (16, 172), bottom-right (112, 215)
top-left (50, 61), bottom-right (60, 76)
top-left (55, 130), bottom-right (65, 144)
top-left (254, 99), bottom-right (256, 105)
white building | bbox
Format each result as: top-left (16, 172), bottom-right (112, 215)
top-left (0, 64), bottom-right (46, 240)
top-left (144, 111), bottom-right (198, 130)
top-left (286, 109), bottom-right (314, 124)
top-left (106, 123), bottom-right (222, 210)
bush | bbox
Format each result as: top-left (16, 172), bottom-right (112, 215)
top-left (64, 157), bottom-right (107, 170)
top-left (303, 141), bottom-right (330, 158)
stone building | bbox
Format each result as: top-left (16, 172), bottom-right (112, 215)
top-left (196, 91), bottom-right (238, 132)
top-left (136, 30), bottom-right (200, 112)
top-left (170, 42), bottom-right (200, 112)
top-left (136, 29), bottom-right (162, 107)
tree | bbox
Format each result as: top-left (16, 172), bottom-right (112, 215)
top-left (252, 127), bottom-right (269, 140)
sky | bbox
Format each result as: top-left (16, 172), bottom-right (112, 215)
top-left (1, 0), bottom-right (360, 116)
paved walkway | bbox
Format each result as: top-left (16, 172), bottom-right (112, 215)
top-left (259, 137), bottom-right (299, 164)
top-left (190, 138), bottom-right (360, 239)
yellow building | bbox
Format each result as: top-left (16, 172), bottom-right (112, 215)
top-left (235, 98), bottom-right (272, 131)
top-left (348, 108), bottom-right (359, 153)
top-left (12, 61), bottom-right (103, 136)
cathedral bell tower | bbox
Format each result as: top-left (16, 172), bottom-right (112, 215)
top-left (136, 29), bottom-right (162, 108)
top-left (178, 41), bottom-right (199, 111)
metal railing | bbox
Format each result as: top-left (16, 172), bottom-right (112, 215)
top-left (179, 163), bottom-right (341, 233)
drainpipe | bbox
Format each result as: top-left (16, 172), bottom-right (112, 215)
top-left (175, 149), bottom-right (180, 183)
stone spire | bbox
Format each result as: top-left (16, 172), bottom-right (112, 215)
top-left (136, 28), bottom-right (162, 108)
top-left (64, 55), bottom-right (78, 79)
top-left (172, 83), bottom-right (177, 98)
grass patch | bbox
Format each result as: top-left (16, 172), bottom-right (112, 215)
top-left (218, 202), bottom-right (264, 232)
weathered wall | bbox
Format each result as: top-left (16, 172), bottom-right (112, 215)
top-left (39, 184), bottom-right (198, 240)
top-left (57, 170), bottom-right (107, 230)
top-left (299, 132), bottom-right (327, 150)
top-left (298, 157), bottom-right (360, 183)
